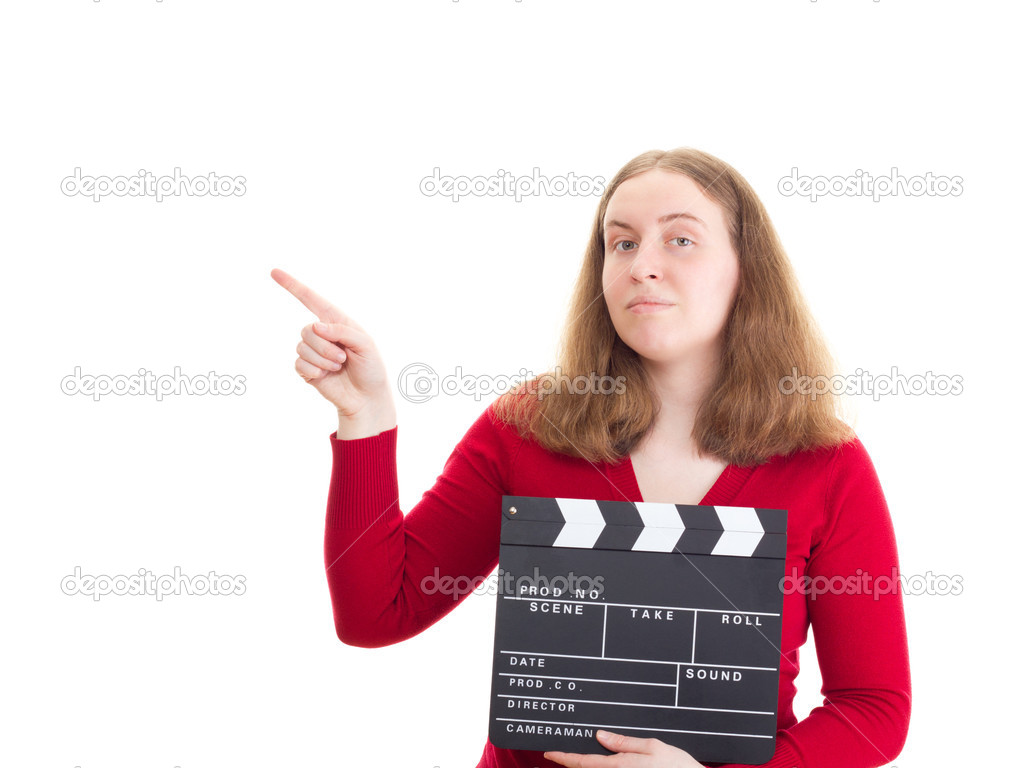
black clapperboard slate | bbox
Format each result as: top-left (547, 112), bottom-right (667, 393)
top-left (488, 495), bottom-right (787, 764)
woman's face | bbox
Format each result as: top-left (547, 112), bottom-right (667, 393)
top-left (601, 169), bottom-right (741, 368)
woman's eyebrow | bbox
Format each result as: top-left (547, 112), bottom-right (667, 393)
top-left (605, 212), bottom-right (708, 233)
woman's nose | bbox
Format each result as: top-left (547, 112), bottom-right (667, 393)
top-left (629, 244), bottom-right (663, 280)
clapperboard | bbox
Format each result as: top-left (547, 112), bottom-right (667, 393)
top-left (488, 495), bottom-right (788, 764)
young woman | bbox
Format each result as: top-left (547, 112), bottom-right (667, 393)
top-left (271, 147), bottom-right (911, 768)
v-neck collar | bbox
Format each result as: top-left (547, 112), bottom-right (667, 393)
top-left (604, 452), bottom-right (756, 507)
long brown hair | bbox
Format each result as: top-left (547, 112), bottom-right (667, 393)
top-left (492, 147), bottom-right (854, 467)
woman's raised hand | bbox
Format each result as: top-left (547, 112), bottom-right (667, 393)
top-left (271, 268), bottom-right (396, 438)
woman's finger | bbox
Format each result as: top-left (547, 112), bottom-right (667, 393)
top-left (543, 750), bottom-right (606, 768)
top-left (544, 745), bottom-right (632, 768)
top-left (270, 268), bottom-right (365, 331)
top-left (295, 357), bottom-right (329, 382)
top-left (271, 268), bottom-right (342, 321)
top-left (595, 730), bottom-right (657, 754)
top-left (300, 325), bottom-right (347, 365)
top-left (296, 340), bottom-right (342, 372)
top-left (311, 321), bottom-right (371, 357)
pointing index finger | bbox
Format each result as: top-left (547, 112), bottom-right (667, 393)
top-left (270, 268), bottom-right (345, 324)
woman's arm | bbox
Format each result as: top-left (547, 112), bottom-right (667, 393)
top-left (269, 271), bottom-right (519, 648)
top-left (323, 403), bottom-right (522, 648)
top-left (711, 438), bottom-right (912, 768)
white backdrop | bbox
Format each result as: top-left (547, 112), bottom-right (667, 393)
top-left (2, 1), bottom-right (1018, 767)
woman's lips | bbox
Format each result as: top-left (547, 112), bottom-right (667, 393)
top-left (628, 302), bottom-right (674, 314)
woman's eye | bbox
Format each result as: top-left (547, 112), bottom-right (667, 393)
top-left (613, 241), bottom-right (637, 252)
top-left (672, 237), bottom-right (693, 247)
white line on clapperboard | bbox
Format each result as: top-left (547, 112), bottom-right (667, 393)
top-left (500, 649), bottom-right (776, 672)
top-left (496, 694), bottom-right (772, 716)
top-left (502, 594), bottom-right (780, 616)
top-left (494, 717), bottom-right (772, 740)
top-left (499, 672), bottom-right (673, 688)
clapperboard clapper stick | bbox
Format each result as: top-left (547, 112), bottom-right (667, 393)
top-left (488, 496), bottom-right (788, 764)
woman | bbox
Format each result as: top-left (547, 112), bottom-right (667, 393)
top-left (271, 147), bottom-right (911, 768)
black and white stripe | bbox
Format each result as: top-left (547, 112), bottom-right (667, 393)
top-left (501, 496), bottom-right (787, 559)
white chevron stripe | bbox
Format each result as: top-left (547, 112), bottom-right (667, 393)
top-left (552, 498), bottom-right (605, 548)
top-left (714, 505), bottom-right (767, 532)
top-left (631, 502), bottom-right (686, 552)
top-left (711, 506), bottom-right (764, 556)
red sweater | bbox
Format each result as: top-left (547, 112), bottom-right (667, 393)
top-left (324, 403), bottom-right (911, 768)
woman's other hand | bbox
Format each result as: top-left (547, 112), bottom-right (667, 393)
top-left (544, 730), bottom-right (705, 767)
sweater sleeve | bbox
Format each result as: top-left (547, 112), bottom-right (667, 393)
top-left (709, 438), bottom-right (912, 768)
top-left (322, 404), bottom-right (519, 648)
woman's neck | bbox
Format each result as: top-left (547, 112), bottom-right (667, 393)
top-left (640, 346), bottom-right (721, 454)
